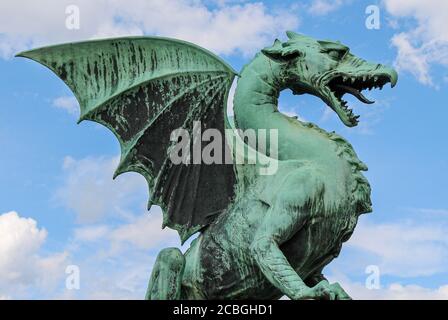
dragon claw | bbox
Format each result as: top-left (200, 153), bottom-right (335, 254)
top-left (300, 280), bottom-right (351, 300)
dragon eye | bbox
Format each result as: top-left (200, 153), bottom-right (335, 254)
top-left (328, 50), bottom-right (343, 60)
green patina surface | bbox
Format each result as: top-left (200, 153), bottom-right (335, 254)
top-left (18, 31), bottom-right (397, 300)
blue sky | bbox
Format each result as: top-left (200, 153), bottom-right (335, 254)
top-left (0, 0), bottom-right (448, 299)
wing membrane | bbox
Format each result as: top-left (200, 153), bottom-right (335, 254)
top-left (18, 37), bottom-right (237, 242)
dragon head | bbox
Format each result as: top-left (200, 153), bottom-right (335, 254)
top-left (261, 31), bottom-right (398, 127)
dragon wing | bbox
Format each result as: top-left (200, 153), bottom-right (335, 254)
top-left (17, 37), bottom-right (237, 242)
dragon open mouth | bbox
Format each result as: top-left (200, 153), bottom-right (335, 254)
top-left (324, 71), bottom-right (397, 127)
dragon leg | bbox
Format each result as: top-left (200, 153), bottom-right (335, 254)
top-left (251, 235), bottom-right (335, 300)
top-left (145, 248), bottom-right (185, 300)
top-left (251, 168), bottom-right (338, 300)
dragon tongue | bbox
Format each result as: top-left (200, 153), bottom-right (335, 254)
top-left (334, 84), bottom-right (375, 104)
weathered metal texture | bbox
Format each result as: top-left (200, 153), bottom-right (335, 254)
top-left (17, 37), bottom-right (237, 242)
top-left (18, 31), bottom-right (397, 300)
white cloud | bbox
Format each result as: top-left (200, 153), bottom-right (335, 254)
top-left (109, 208), bottom-right (178, 251)
top-left (74, 225), bottom-right (110, 242)
top-left (55, 155), bottom-right (148, 223)
top-left (53, 154), bottom-right (179, 299)
top-left (68, 212), bottom-right (180, 299)
top-left (53, 96), bottom-right (80, 116)
top-left (408, 207), bottom-right (448, 217)
top-left (384, 0), bottom-right (448, 86)
top-left (307, 0), bottom-right (348, 15)
top-left (0, 211), bottom-right (68, 298)
top-left (71, 253), bottom-right (156, 299)
top-left (59, 154), bottom-right (179, 245)
top-left (0, 0), bottom-right (299, 59)
top-left (341, 219), bottom-right (448, 277)
top-left (390, 33), bottom-right (433, 85)
top-left (68, 210), bottom-right (179, 299)
top-left (74, 208), bottom-right (178, 252)
top-left (68, 215), bottom-right (178, 299)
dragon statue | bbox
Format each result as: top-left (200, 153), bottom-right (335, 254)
top-left (18, 31), bottom-right (397, 300)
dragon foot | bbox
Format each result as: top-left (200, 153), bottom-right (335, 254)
top-left (296, 280), bottom-right (351, 300)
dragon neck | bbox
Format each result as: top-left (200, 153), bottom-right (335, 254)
top-left (232, 52), bottom-right (318, 161)
top-left (233, 53), bottom-right (302, 130)
top-left (233, 53), bottom-right (288, 131)
top-left (231, 53), bottom-right (358, 166)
